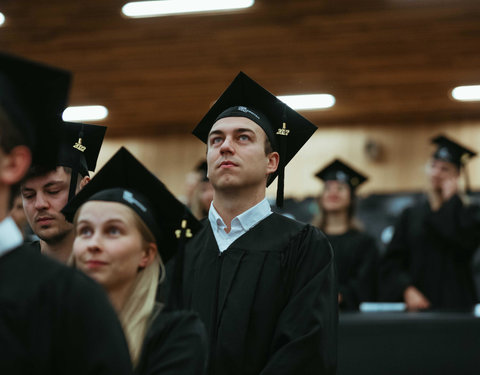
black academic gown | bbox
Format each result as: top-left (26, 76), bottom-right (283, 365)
top-left (135, 308), bottom-right (208, 375)
top-left (0, 245), bottom-right (133, 374)
top-left (326, 229), bottom-right (378, 310)
top-left (181, 213), bottom-right (338, 375)
top-left (380, 194), bottom-right (480, 310)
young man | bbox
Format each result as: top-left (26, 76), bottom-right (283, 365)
top-left (21, 121), bottom-right (105, 263)
top-left (380, 135), bottom-right (480, 311)
top-left (177, 73), bottom-right (338, 375)
top-left (0, 52), bottom-right (132, 374)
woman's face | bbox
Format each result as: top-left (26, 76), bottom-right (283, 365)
top-left (321, 180), bottom-right (352, 213)
top-left (73, 201), bottom-right (152, 292)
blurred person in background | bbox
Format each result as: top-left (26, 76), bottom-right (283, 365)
top-left (189, 160), bottom-right (213, 219)
top-left (380, 135), bottom-right (480, 311)
top-left (314, 159), bottom-right (379, 311)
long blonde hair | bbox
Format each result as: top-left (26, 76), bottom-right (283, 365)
top-left (119, 211), bottom-right (165, 366)
top-left (72, 204), bottom-right (166, 367)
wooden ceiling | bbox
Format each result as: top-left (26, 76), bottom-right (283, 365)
top-left (1, 0), bottom-right (480, 137)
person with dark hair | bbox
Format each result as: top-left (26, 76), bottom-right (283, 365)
top-left (189, 160), bottom-right (214, 219)
top-left (172, 72), bottom-right (338, 375)
top-left (380, 135), bottom-right (480, 311)
top-left (63, 147), bottom-right (208, 375)
top-left (0, 52), bottom-right (132, 374)
top-left (8, 184), bottom-right (29, 238)
top-left (314, 159), bottom-right (379, 311)
top-left (21, 121), bottom-right (106, 263)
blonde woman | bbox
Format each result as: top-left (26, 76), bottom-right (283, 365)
top-left (63, 147), bottom-right (207, 374)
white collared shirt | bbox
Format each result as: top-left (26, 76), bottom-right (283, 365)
top-left (0, 216), bottom-right (23, 258)
top-left (208, 198), bottom-right (273, 252)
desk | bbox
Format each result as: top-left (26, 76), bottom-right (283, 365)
top-left (338, 312), bottom-right (480, 375)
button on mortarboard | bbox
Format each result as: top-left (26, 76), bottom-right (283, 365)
top-left (315, 158), bottom-right (368, 190)
top-left (431, 134), bottom-right (476, 169)
top-left (192, 72), bottom-right (317, 207)
top-left (0, 52), bottom-right (71, 167)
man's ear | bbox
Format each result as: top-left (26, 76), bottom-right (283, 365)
top-left (79, 175), bottom-right (90, 190)
top-left (266, 151), bottom-right (279, 175)
top-left (0, 146), bottom-right (32, 185)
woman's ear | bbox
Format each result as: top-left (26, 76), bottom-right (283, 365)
top-left (0, 146), bottom-right (32, 185)
top-left (138, 242), bottom-right (157, 269)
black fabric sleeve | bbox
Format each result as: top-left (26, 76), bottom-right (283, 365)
top-left (260, 226), bottom-right (338, 375)
top-left (340, 235), bottom-right (379, 310)
top-left (56, 270), bottom-right (133, 375)
top-left (379, 209), bottom-right (413, 302)
top-left (426, 195), bottom-right (480, 260)
top-left (135, 311), bottom-right (208, 375)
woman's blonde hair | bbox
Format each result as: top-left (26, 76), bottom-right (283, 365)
top-left (119, 210), bottom-right (165, 366)
top-left (72, 203), bottom-right (166, 367)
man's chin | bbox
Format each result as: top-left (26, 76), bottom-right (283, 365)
top-left (36, 228), bottom-right (68, 243)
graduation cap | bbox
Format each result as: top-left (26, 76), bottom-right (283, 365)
top-left (431, 135), bottom-right (476, 169)
top-left (192, 72), bottom-right (318, 207)
top-left (431, 134), bottom-right (476, 193)
top-left (0, 52), bottom-right (71, 167)
top-left (315, 159), bottom-right (368, 190)
top-left (62, 146), bottom-right (201, 263)
top-left (57, 122), bottom-right (106, 201)
top-left (62, 147), bottom-right (201, 310)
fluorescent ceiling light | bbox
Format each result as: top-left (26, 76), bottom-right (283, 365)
top-left (0, 12), bottom-right (5, 26)
top-left (122, 0), bottom-right (254, 18)
top-left (62, 106), bottom-right (109, 122)
top-left (451, 85), bottom-right (480, 102)
top-left (277, 94), bottom-right (336, 110)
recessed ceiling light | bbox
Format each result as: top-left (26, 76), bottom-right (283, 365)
top-left (451, 85), bottom-right (480, 102)
top-left (0, 12), bottom-right (5, 26)
top-left (122, 0), bottom-right (254, 18)
top-left (277, 94), bottom-right (336, 110)
top-left (62, 106), bottom-right (109, 122)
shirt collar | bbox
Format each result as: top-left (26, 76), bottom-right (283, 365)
top-left (0, 216), bottom-right (23, 258)
top-left (208, 198), bottom-right (272, 232)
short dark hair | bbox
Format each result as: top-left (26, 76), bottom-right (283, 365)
top-left (264, 137), bottom-right (273, 155)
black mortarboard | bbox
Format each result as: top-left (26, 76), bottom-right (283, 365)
top-left (58, 122), bottom-right (106, 176)
top-left (192, 72), bottom-right (317, 207)
top-left (57, 122), bottom-right (106, 201)
top-left (315, 159), bottom-right (368, 190)
top-left (0, 52), bottom-right (70, 166)
top-left (431, 135), bottom-right (476, 169)
top-left (62, 147), bottom-right (201, 310)
top-left (62, 147), bottom-right (201, 263)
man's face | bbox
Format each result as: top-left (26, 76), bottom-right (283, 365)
top-left (206, 117), bottom-right (278, 192)
top-left (427, 158), bottom-right (459, 190)
top-left (21, 167), bottom-right (73, 243)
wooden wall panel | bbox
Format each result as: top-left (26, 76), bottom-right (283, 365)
top-left (97, 121), bottom-right (480, 201)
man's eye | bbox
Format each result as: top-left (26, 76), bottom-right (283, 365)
top-left (211, 137), bottom-right (222, 144)
top-left (239, 134), bottom-right (250, 141)
top-left (47, 190), bottom-right (60, 195)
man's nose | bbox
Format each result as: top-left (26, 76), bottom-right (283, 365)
top-left (220, 136), bottom-right (234, 154)
top-left (34, 193), bottom-right (49, 210)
